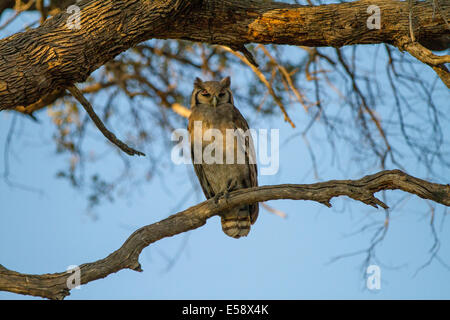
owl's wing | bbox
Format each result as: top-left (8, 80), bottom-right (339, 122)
top-left (188, 109), bottom-right (216, 200)
top-left (231, 105), bottom-right (259, 224)
top-left (191, 144), bottom-right (216, 200)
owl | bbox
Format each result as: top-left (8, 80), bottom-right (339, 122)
top-left (188, 77), bottom-right (259, 238)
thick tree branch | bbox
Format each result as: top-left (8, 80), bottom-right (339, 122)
top-left (0, 0), bottom-right (201, 110)
top-left (0, 169), bottom-right (449, 300)
top-left (0, 0), bottom-right (448, 110)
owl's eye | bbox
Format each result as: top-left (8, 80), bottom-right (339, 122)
top-left (201, 90), bottom-right (210, 97)
top-left (218, 92), bottom-right (226, 97)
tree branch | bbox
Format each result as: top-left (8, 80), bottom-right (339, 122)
top-left (399, 40), bottom-right (450, 88)
top-left (66, 85), bottom-right (145, 156)
top-left (0, 0), bottom-right (448, 110)
top-left (0, 169), bottom-right (448, 299)
top-left (221, 45), bottom-right (296, 128)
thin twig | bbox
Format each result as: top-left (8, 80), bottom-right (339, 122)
top-left (228, 44), bottom-right (259, 68)
top-left (66, 85), bottom-right (145, 156)
top-left (261, 202), bottom-right (288, 219)
top-left (221, 46), bottom-right (296, 128)
top-left (408, 0), bottom-right (416, 42)
top-left (258, 44), bottom-right (310, 112)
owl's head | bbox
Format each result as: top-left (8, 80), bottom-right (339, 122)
top-left (190, 77), bottom-right (233, 108)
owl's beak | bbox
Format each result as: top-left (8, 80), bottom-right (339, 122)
top-left (212, 95), bottom-right (218, 108)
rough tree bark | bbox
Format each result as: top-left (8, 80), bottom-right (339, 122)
top-left (0, 0), bottom-right (449, 112)
top-left (0, 170), bottom-right (449, 299)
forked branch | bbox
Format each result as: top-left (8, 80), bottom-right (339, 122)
top-left (0, 170), bottom-right (449, 300)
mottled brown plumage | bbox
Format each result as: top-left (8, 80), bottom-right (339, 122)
top-left (188, 77), bottom-right (258, 238)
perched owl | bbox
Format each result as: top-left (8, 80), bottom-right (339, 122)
top-left (188, 77), bottom-right (259, 238)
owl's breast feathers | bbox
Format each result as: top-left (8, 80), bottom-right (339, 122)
top-left (188, 103), bottom-right (255, 165)
top-left (189, 103), bottom-right (235, 131)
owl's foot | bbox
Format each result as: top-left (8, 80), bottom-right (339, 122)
top-left (213, 192), bottom-right (225, 204)
top-left (213, 179), bottom-right (237, 204)
top-left (214, 191), bottom-right (230, 205)
top-left (223, 178), bottom-right (238, 202)
top-left (213, 179), bottom-right (239, 204)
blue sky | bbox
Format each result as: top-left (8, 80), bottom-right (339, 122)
top-left (1, 107), bottom-right (449, 299)
top-left (1, 5), bottom-right (450, 300)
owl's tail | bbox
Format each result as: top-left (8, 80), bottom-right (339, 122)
top-left (220, 205), bottom-right (252, 238)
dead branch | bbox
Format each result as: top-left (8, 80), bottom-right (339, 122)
top-left (66, 85), bottom-right (145, 156)
top-left (0, 169), bottom-right (449, 300)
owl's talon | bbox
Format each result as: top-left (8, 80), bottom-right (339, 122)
top-left (216, 191), bottom-right (230, 204)
top-left (223, 179), bottom-right (236, 203)
top-left (213, 192), bottom-right (224, 204)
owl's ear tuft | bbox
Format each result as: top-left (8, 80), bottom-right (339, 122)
top-left (194, 77), bottom-right (204, 89)
top-left (220, 76), bottom-right (231, 88)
